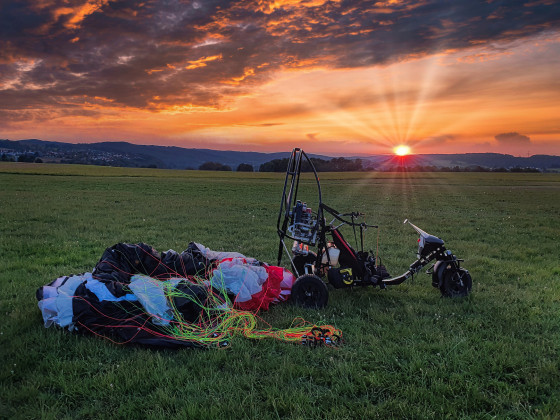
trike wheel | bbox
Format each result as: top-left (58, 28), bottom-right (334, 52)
top-left (440, 268), bottom-right (472, 298)
top-left (291, 274), bottom-right (329, 308)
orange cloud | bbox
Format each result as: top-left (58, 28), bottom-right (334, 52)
top-left (31, 0), bottom-right (111, 34)
top-left (185, 54), bottom-right (223, 70)
top-left (221, 68), bottom-right (256, 85)
top-left (256, 0), bottom-right (340, 14)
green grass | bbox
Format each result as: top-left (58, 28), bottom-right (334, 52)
top-left (1, 162), bottom-right (559, 419)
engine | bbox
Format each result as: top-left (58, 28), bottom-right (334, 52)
top-left (287, 200), bottom-right (318, 245)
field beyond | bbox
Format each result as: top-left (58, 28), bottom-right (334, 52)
top-left (1, 162), bottom-right (559, 419)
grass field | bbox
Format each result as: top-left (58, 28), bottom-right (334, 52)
top-left (1, 162), bottom-right (559, 419)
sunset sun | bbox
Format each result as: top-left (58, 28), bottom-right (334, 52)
top-left (394, 145), bottom-right (411, 156)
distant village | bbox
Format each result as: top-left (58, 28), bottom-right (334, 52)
top-left (0, 147), bottom-right (140, 167)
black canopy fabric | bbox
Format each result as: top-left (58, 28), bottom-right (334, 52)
top-left (72, 280), bottom-right (229, 348)
top-left (71, 282), bottom-right (207, 348)
top-left (90, 242), bottom-right (209, 297)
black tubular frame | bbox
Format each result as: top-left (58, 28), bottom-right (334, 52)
top-left (276, 148), bottom-right (378, 273)
top-left (277, 148), bottom-right (323, 266)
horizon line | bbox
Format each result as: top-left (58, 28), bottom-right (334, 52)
top-left (2, 138), bottom-right (559, 158)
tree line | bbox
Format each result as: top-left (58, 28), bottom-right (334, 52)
top-left (1, 152), bottom-right (42, 163)
top-left (258, 157), bottom-right (364, 172)
top-left (3, 153), bottom-right (544, 173)
top-left (384, 165), bottom-right (542, 173)
top-left (198, 162), bottom-right (254, 171)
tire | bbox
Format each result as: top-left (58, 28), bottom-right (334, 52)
top-left (432, 261), bottom-right (444, 288)
top-left (291, 274), bottom-right (329, 308)
top-left (291, 252), bottom-right (317, 277)
top-left (440, 268), bottom-right (472, 298)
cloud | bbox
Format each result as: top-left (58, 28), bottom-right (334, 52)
top-left (416, 134), bottom-right (455, 147)
top-left (233, 122), bottom-right (285, 127)
top-left (0, 0), bottom-right (559, 122)
top-left (495, 132), bottom-right (532, 144)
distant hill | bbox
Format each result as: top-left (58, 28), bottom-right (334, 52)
top-left (1, 139), bottom-right (560, 170)
top-left (400, 153), bottom-right (560, 170)
top-left (354, 152), bottom-right (560, 170)
top-left (0, 139), bottom-right (328, 169)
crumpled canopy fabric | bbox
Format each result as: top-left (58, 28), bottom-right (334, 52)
top-left (37, 273), bottom-right (213, 348)
top-left (36, 242), bottom-right (296, 347)
top-left (90, 242), bottom-right (209, 297)
top-left (87, 241), bottom-right (294, 310)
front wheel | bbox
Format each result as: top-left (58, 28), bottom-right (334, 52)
top-left (440, 268), bottom-right (472, 297)
top-left (291, 274), bottom-right (329, 308)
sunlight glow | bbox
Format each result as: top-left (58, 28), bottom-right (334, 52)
top-left (394, 145), bottom-right (411, 156)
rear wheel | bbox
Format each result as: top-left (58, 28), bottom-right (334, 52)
top-left (440, 268), bottom-right (472, 297)
top-left (291, 274), bottom-right (329, 308)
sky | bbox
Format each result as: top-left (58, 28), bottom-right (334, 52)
top-left (1, 0), bottom-right (559, 156)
